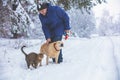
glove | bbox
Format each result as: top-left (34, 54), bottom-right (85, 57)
top-left (46, 38), bottom-right (51, 44)
top-left (65, 33), bottom-right (69, 40)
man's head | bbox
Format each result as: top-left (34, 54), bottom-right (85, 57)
top-left (37, 3), bottom-right (48, 16)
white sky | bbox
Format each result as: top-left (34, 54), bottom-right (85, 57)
top-left (92, 0), bottom-right (120, 17)
top-left (92, 0), bottom-right (120, 27)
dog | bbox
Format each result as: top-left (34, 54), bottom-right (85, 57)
top-left (21, 46), bottom-right (44, 69)
top-left (40, 41), bottom-right (63, 65)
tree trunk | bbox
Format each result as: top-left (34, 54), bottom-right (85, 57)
top-left (0, 0), bottom-right (12, 38)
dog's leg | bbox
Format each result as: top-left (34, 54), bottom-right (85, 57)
top-left (55, 57), bottom-right (58, 64)
top-left (46, 56), bottom-right (49, 65)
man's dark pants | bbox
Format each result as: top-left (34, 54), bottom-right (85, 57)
top-left (51, 36), bottom-right (63, 63)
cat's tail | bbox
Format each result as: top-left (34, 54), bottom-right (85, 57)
top-left (21, 46), bottom-right (27, 56)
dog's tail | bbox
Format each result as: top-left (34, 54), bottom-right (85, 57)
top-left (21, 46), bottom-right (27, 56)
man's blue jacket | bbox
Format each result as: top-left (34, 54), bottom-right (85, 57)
top-left (39, 3), bottom-right (71, 40)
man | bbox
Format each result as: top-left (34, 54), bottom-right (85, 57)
top-left (37, 2), bottom-right (71, 63)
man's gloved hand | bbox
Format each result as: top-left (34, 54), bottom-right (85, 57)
top-left (65, 33), bottom-right (69, 40)
top-left (64, 32), bottom-right (69, 40)
top-left (46, 38), bottom-right (51, 44)
top-left (64, 30), bottom-right (71, 40)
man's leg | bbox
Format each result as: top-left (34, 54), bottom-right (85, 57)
top-left (58, 49), bottom-right (63, 63)
top-left (53, 50), bottom-right (63, 63)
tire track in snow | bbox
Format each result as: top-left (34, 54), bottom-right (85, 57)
top-left (107, 37), bottom-right (120, 80)
top-left (81, 37), bottom-right (118, 80)
top-left (63, 37), bottom-right (108, 80)
top-left (81, 37), bottom-right (106, 80)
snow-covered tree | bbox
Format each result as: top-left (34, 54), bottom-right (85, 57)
top-left (0, 0), bottom-right (36, 38)
top-left (68, 9), bottom-right (96, 38)
top-left (0, 0), bottom-right (105, 38)
top-left (98, 10), bottom-right (120, 36)
top-left (0, 0), bottom-right (12, 38)
top-left (57, 0), bottom-right (106, 12)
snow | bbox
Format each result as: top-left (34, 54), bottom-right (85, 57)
top-left (16, 3), bottom-right (35, 29)
top-left (0, 36), bottom-right (120, 80)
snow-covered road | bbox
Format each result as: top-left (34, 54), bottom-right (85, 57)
top-left (0, 36), bottom-right (120, 80)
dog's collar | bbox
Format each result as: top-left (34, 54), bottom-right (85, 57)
top-left (54, 43), bottom-right (60, 51)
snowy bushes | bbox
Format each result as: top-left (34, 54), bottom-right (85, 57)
top-left (98, 10), bottom-right (120, 36)
top-left (68, 9), bottom-right (96, 38)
